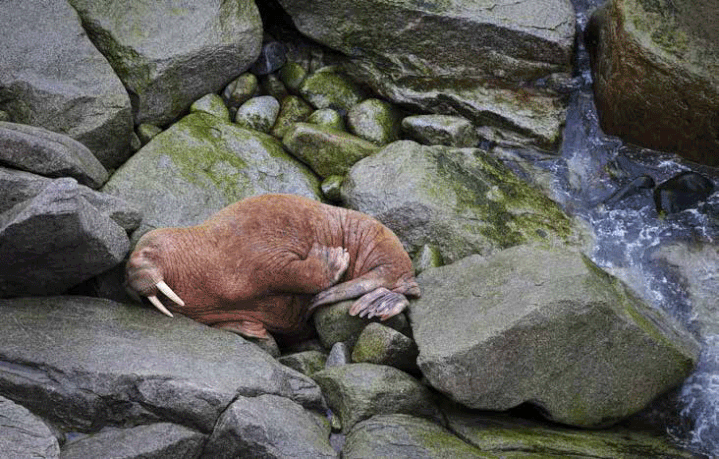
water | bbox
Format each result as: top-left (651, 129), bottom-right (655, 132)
top-left (522, 0), bottom-right (719, 455)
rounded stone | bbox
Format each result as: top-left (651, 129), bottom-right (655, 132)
top-left (234, 96), bottom-right (281, 133)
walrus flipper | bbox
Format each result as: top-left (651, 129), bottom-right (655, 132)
top-left (309, 276), bottom-right (383, 310)
top-left (349, 287), bottom-right (409, 321)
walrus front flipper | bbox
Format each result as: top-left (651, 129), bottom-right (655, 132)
top-left (349, 287), bottom-right (409, 321)
top-left (309, 276), bottom-right (384, 310)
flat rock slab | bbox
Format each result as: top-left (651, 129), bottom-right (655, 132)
top-left (0, 396), bottom-right (59, 459)
top-left (0, 296), bottom-right (324, 433)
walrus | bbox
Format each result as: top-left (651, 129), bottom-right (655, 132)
top-left (125, 193), bottom-right (421, 339)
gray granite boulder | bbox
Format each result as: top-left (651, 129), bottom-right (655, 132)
top-left (200, 394), bottom-right (336, 459)
top-left (342, 140), bottom-right (579, 263)
top-left (0, 0), bottom-right (133, 169)
top-left (0, 296), bottom-right (325, 433)
top-left (0, 396), bottom-right (59, 459)
top-left (312, 363), bottom-right (439, 433)
top-left (0, 179), bottom-right (131, 297)
top-left (343, 414), bottom-right (486, 459)
top-left (60, 423), bottom-right (205, 459)
top-left (234, 96), bottom-right (281, 133)
top-left (68, 0), bottom-right (262, 126)
top-left (278, 0), bottom-right (575, 149)
top-left (586, 0), bottom-right (719, 166)
top-left (410, 245), bottom-right (700, 427)
top-left (102, 112), bottom-right (320, 239)
top-left (0, 122), bottom-right (108, 189)
top-left (190, 94), bottom-right (230, 121)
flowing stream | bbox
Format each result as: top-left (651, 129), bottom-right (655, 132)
top-left (518, 0), bottom-right (719, 455)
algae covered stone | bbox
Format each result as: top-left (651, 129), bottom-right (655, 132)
top-left (283, 122), bottom-right (379, 178)
top-left (347, 99), bottom-right (401, 145)
top-left (342, 140), bottom-right (578, 263)
top-left (411, 245), bottom-right (700, 427)
top-left (299, 69), bottom-right (364, 113)
top-left (103, 112), bottom-right (320, 238)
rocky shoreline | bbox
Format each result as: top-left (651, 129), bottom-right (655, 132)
top-left (1, 0), bottom-right (717, 457)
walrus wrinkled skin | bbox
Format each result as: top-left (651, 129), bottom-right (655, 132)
top-left (125, 193), bottom-right (421, 339)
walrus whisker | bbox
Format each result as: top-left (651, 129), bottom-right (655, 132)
top-left (148, 295), bottom-right (174, 317)
top-left (156, 280), bottom-right (185, 307)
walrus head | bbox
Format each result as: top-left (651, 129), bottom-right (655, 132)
top-left (125, 233), bottom-right (185, 317)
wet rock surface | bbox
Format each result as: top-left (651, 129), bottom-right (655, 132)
top-left (0, 0), bottom-right (714, 457)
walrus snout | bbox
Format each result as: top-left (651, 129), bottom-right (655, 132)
top-left (126, 243), bottom-right (185, 317)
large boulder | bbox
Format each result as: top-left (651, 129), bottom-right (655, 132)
top-left (278, 0), bottom-right (576, 149)
top-left (68, 0), bottom-right (262, 126)
top-left (410, 245), bottom-right (700, 427)
top-left (0, 296), bottom-right (325, 433)
top-left (0, 122), bottom-right (108, 189)
top-left (0, 179), bottom-right (131, 298)
top-left (341, 140), bottom-right (580, 263)
top-left (0, 396), bottom-right (59, 459)
top-left (0, 0), bottom-right (133, 169)
top-left (586, 0), bottom-right (719, 166)
top-left (103, 111), bottom-right (321, 239)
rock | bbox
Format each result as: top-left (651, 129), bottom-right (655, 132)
top-left (341, 140), bottom-right (579, 263)
top-left (312, 364), bottom-right (439, 433)
top-left (343, 414), bottom-right (484, 459)
top-left (351, 323), bottom-right (419, 371)
top-left (271, 95), bottom-right (314, 138)
top-left (280, 61), bottom-right (308, 92)
top-left (586, 0), bottom-right (719, 166)
top-left (0, 168), bottom-right (141, 232)
top-left (410, 245), bottom-right (700, 427)
top-left (603, 174), bottom-right (656, 206)
top-left (401, 115), bottom-right (479, 148)
top-left (0, 122), bottom-right (108, 189)
top-left (250, 41), bottom-right (288, 75)
top-left (308, 108), bottom-right (346, 131)
top-left (314, 300), bottom-right (411, 350)
top-left (260, 73), bottom-right (290, 101)
top-left (234, 96), bottom-right (281, 133)
top-left (0, 0), bottom-right (133, 169)
top-left (0, 396), bottom-right (59, 459)
top-left (190, 94), bottom-right (230, 121)
top-left (283, 123), bottom-right (380, 178)
top-left (0, 179), bottom-right (130, 297)
top-left (200, 395), bottom-right (335, 459)
top-left (0, 296), bottom-right (325, 433)
top-left (222, 73), bottom-right (260, 109)
top-left (445, 408), bottom-right (697, 459)
top-left (653, 171), bottom-right (715, 214)
top-left (68, 0), bottom-right (262, 126)
top-left (321, 175), bottom-right (344, 202)
top-left (346, 99), bottom-right (401, 146)
top-left (60, 423), bottom-right (205, 459)
top-left (136, 124), bottom-right (163, 146)
top-left (299, 69), bottom-right (364, 114)
top-left (278, 0), bottom-right (575, 149)
top-left (412, 244), bottom-right (444, 274)
top-left (278, 350), bottom-right (327, 377)
top-left (326, 342), bottom-right (352, 368)
top-left (102, 112), bottom-right (320, 239)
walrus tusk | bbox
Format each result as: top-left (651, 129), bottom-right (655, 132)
top-left (148, 295), bottom-right (174, 318)
top-left (156, 281), bottom-right (185, 307)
